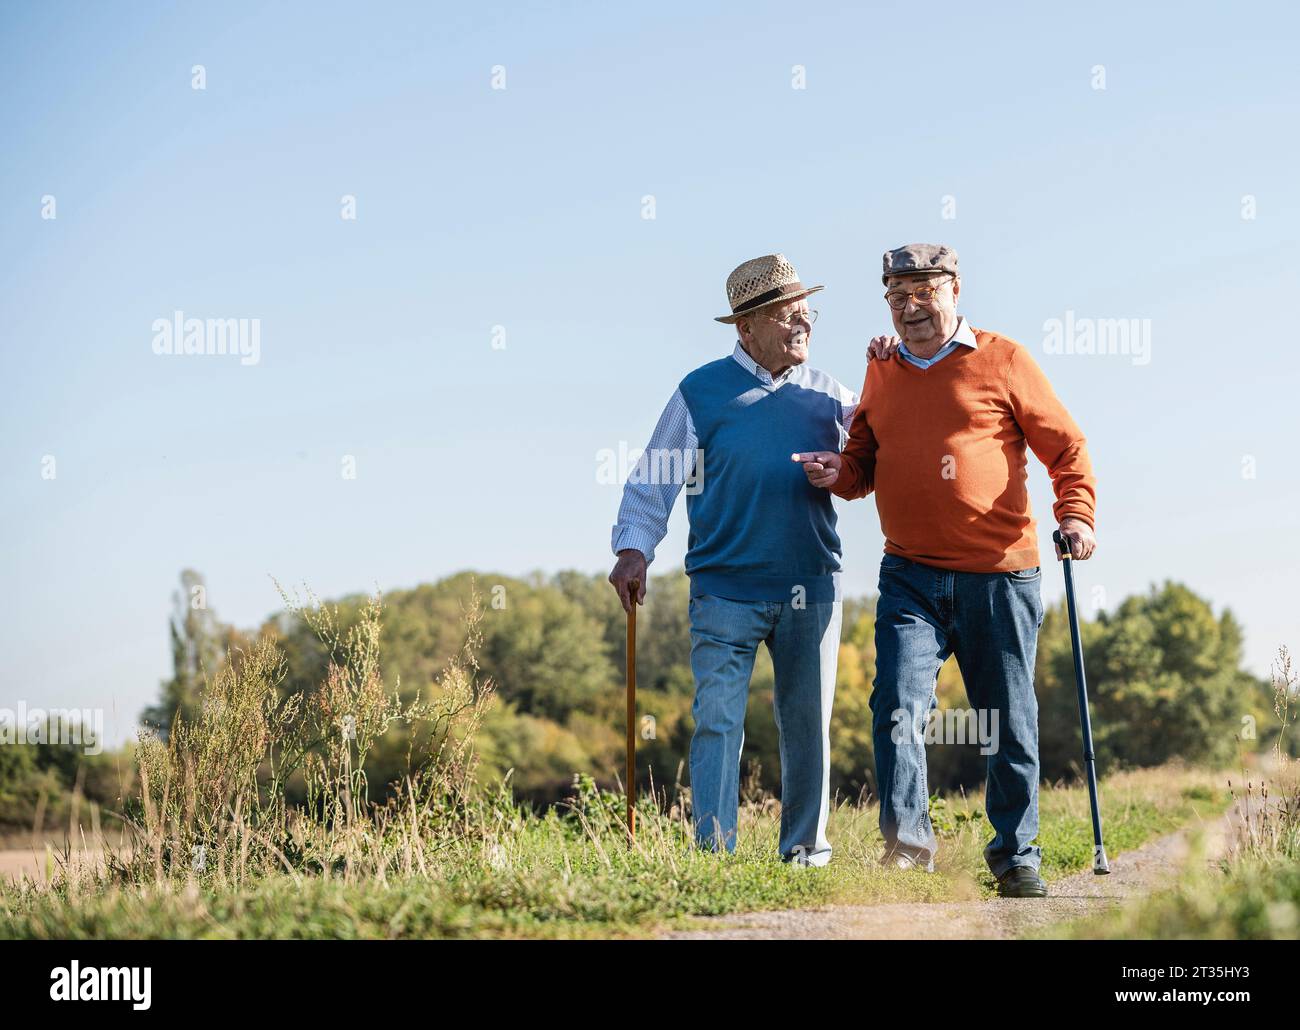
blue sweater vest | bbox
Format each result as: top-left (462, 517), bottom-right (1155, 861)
top-left (677, 356), bottom-right (847, 603)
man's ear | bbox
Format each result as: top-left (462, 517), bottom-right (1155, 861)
top-left (951, 276), bottom-right (961, 303)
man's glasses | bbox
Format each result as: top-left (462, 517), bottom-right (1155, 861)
top-left (884, 279), bottom-right (953, 310)
top-left (763, 309), bottom-right (818, 328)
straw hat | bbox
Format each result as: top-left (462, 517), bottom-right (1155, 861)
top-left (714, 254), bottom-right (824, 324)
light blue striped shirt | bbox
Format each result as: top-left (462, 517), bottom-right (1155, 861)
top-left (611, 342), bottom-right (858, 564)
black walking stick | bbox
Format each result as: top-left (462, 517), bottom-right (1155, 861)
top-left (625, 580), bottom-right (638, 842)
top-left (1053, 529), bottom-right (1111, 874)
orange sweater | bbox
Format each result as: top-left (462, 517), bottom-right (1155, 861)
top-left (833, 329), bottom-right (1096, 572)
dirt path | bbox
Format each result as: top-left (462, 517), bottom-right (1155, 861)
top-left (664, 809), bottom-right (1235, 940)
top-left (0, 838), bottom-right (120, 887)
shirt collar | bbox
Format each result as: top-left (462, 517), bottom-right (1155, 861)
top-left (898, 316), bottom-right (978, 364)
top-left (950, 316), bottom-right (978, 349)
top-left (732, 341), bottom-right (795, 386)
top-left (897, 316), bottom-right (979, 368)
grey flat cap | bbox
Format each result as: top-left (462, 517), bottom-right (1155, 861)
top-left (882, 243), bottom-right (959, 284)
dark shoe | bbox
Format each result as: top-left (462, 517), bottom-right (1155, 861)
top-left (996, 866), bottom-right (1048, 898)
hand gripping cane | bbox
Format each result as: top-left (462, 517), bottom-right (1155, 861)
top-left (1053, 530), bottom-right (1110, 874)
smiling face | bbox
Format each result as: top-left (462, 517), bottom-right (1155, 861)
top-left (885, 273), bottom-right (961, 353)
top-left (736, 296), bottom-right (814, 375)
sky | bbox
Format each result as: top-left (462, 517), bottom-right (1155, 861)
top-left (2, 1), bottom-right (1297, 748)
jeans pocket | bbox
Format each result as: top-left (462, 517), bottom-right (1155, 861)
top-left (880, 554), bottom-right (909, 572)
top-left (689, 593), bottom-right (723, 629)
top-left (1007, 566), bottom-right (1040, 580)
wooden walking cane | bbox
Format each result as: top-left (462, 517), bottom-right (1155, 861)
top-left (625, 579), bottom-right (639, 842)
top-left (1053, 530), bottom-right (1110, 874)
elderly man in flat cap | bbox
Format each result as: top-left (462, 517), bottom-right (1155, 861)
top-left (797, 244), bottom-right (1097, 897)
top-left (610, 254), bottom-right (894, 864)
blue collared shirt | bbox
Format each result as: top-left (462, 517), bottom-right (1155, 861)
top-left (898, 316), bottom-right (978, 369)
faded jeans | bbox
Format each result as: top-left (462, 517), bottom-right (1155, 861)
top-left (687, 594), bottom-right (841, 865)
top-left (872, 553), bottom-right (1044, 877)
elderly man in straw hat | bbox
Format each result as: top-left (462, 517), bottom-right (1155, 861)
top-left (797, 244), bottom-right (1097, 897)
top-left (609, 254), bottom-right (895, 864)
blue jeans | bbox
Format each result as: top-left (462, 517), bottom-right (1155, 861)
top-left (687, 594), bottom-right (842, 865)
top-left (872, 554), bottom-right (1044, 877)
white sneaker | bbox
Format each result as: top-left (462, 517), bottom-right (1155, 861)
top-left (882, 851), bottom-right (935, 873)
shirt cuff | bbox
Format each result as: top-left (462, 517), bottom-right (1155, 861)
top-left (611, 525), bottom-right (659, 565)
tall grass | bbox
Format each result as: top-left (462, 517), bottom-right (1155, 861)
top-left (122, 582), bottom-right (497, 889)
top-left (1057, 647), bottom-right (1300, 939)
top-left (1228, 646), bottom-right (1299, 863)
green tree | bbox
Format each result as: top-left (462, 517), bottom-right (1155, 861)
top-left (1085, 582), bottom-right (1268, 769)
top-left (145, 567), bottom-right (1273, 811)
top-left (140, 570), bottom-right (230, 737)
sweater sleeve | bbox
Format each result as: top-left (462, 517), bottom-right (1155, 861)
top-left (1007, 346), bottom-right (1097, 529)
top-left (831, 366), bottom-right (878, 500)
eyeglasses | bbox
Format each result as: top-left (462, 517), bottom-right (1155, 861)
top-left (883, 279), bottom-right (953, 310)
top-left (763, 309), bottom-right (818, 328)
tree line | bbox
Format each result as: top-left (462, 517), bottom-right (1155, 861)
top-left (0, 565), bottom-right (1280, 832)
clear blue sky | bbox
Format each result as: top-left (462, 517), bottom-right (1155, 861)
top-left (3, 1), bottom-right (1297, 748)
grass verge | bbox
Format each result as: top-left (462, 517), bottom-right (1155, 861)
top-left (0, 765), bottom-right (1227, 939)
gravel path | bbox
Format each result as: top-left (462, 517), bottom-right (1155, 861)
top-left (664, 809), bottom-right (1235, 940)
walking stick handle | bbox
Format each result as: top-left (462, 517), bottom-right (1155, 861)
top-left (1052, 528), bottom-right (1073, 559)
